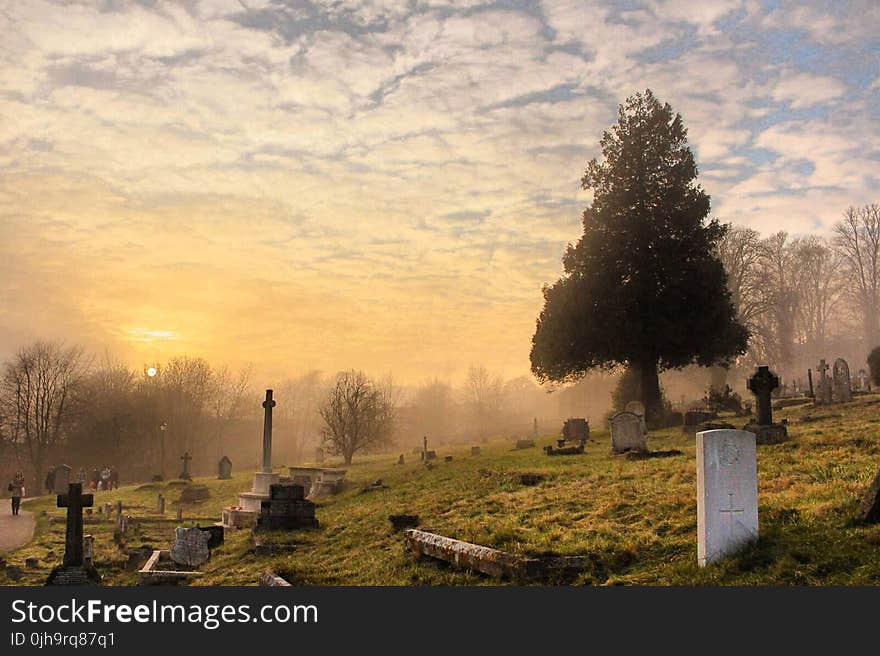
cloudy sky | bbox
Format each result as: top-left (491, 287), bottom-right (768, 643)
top-left (0, 0), bottom-right (877, 383)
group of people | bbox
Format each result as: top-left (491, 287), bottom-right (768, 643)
top-left (41, 465), bottom-right (120, 493)
top-left (78, 466), bottom-right (119, 491)
top-left (6, 471), bottom-right (25, 516)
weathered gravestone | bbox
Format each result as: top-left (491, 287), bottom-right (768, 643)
top-left (696, 429), bottom-right (758, 566)
top-left (157, 493), bottom-right (165, 514)
top-left (83, 534), bottom-right (94, 566)
top-left (254, 483), bottom-right (319, 532)
top-left (816, 359), bottom-right (832, 404)
top-left (218, 456), bottom-right (232, 480)
top-left (53, 464), bottom-right (72, 494)
top-left (562, 418), bottom-right (589, 443)
top-left (179, 452), bottom-right (193, 480)
top-left (744, 365), bottom-right (788, 444)
top-left (397, 454), bottom-right (405, 465)
top-left (610, 412), bottom-right (646, 454)
top-left (170, 526), bottom-right (211, 568)
top-left (471, 446), bottom-right (481, 456)
top-left (832, 358), bottom-right (852, 403)
top-left (45, 483), bottom-right (100, 585)
top-left (858, 369), bottom-right (870, 392)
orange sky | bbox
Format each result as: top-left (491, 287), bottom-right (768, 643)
top-left (1, 1), bottom-right (877, 383)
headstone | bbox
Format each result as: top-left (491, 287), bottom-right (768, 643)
top-left (807, 368), bottom-right (814, 397)
top-left (53, 464), bottom-right (72, 494)
top-left (423, 450), bottom-right (437, 461)
top-left (696, 429), bottom-right (758, 566)
top-left (832, 358), bottom-right (852, 403)
top-left (471, 446), bottom-right (481, 456)
top-left (744, 365), bottom-right (788, 444)
top-left (609, 412), bottom-right (647, 454)
top-left (170, 527), bottom-right (210, 567)
top-left (218, 456), bottom-right (232, 480)
top-left (198, 525), bottom-right (224, 549)
top-left (625, 401), bottom-right (648, 434)
top-left (816, 359), bottom-right (831, 404)
top-left (254, 483), bottom-right (319, 532)
top-left (45, 483), bottom-right (100, 585)
top-left (176, 506), bottom-right (183, 521)
top-left (157, 494), bottom-right (165, 514)
top-left (515, 439), bottom-right (535, 450)
top-left (396, 454), bottom-right (405, 465)
top-left (116, 500), bottom-right (123, 519)
top-left (444, 455), bottom-right (453, 462)
top-left (179, 452), bottom-right (192, 480)
top-left (562, 418), bottom-right (589, 443)
top-left (858, 369), bottom-right (870, 391)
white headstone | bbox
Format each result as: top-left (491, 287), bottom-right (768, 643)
top-left (697, 429), bottom-right (758, 567)
top-left (610, 412), bottom-right (647, 453)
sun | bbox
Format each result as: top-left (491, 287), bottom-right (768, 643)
top-left (146, 367), bottom-right (157, 377)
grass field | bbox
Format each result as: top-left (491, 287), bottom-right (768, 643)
top-left (4, 394), bottom-right (880, 586)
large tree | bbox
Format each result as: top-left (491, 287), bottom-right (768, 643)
top-left (530, 90), bottom-right (748, 423)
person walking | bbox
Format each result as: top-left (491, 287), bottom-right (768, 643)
top-left (7, 472), bottom-right (25, 516)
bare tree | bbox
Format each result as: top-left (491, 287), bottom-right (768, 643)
top-left (319, 370), bottom-right (395, 465)
top-left (757, 232), bottom-right (802, 373)
top-left (795, 236), bottom-right (845, 356)
top-left (411, 378), bottom-right (456, 442)
top-left (834, 204), bottom-right (880, 349)
top-left (0, 341), bottom-right (89, 489)
top-left (208, 364), bottom-right (253, 457)
top-left (461, 364), bottom-right (503, 439)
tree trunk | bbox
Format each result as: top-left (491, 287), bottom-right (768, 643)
top-left (709, 365), bottom-right (728, 393)
top-left (639, 360), bottom-right (663, 426)
top-left (344, 452), bottom-right (353, 466)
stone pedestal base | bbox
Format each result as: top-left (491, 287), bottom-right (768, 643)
top-left (238, 492), bottom-right (269, 513)
top-left (743, 423), bottom-right (788, 445)
top-left (45, 564), bottom-right (101, 586)
top-left (220, 507), bottom-right (257, 529)
top-left (252, 471), bottom-right (280, 496)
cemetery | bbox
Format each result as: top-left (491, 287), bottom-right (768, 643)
top-left (4, 384), bottom-right (880, 586)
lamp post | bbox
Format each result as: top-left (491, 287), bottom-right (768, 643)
top-left (159, 421), bottom-right (167, 480)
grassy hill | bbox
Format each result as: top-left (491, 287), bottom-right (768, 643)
top-left (5, 394), bottom-right (880, 586)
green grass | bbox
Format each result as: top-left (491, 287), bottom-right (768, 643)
top-left (5, 394), bottom-right (880, 586)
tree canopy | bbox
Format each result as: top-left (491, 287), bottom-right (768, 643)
top-left (530, 90), bottom-right (748, 421)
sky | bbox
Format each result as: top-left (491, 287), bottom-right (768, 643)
top-left (0, 0), bottom-right (878, 384)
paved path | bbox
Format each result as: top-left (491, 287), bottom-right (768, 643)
top-left (0, 500), bottom-right (36, 553)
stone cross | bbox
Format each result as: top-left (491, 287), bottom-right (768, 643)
top-left (57, 483), bottom-right (93, 567)
top-left (262, 389), bottom-right (276, 474)
top-left (179, 452), bottom-right (192, 479)
top-left (747, 365), bottom-right (779, 426)
top-left (423, 434), bottom-right (428, 454)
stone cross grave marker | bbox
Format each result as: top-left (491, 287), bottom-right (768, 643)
top-left (157, 493), bottom-right (165, 514)
top-left (832, 358), bottom-right (852, 403)
top-left (610, 412), bottom-right (646, 454)
top-left (747, 365), bottom-right (778, 425)
top-left (179, 452), bottom-right (192, 480)
top-left (817, 359), bottom-right (831, 403)
top-left (261, 389), bottom-right (276, 473)
top-left (697, 429), bottom-right (758, 566)
top-left (58, 483), bottom-right (93, 567)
